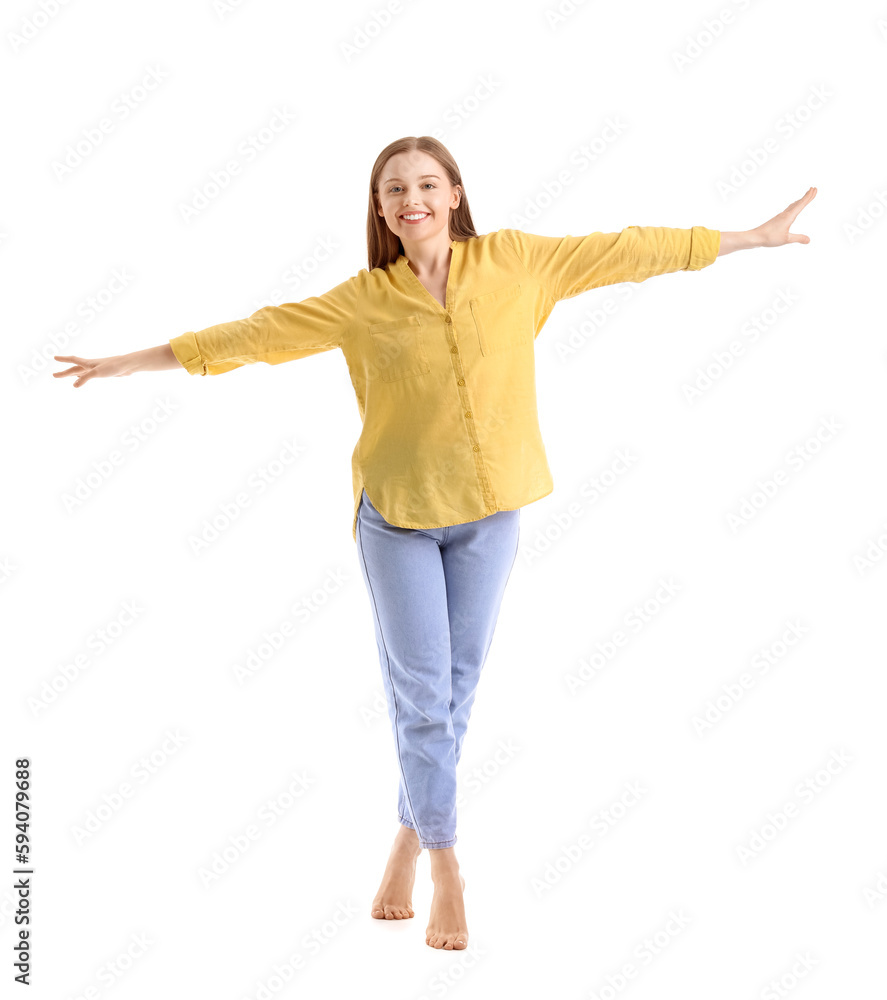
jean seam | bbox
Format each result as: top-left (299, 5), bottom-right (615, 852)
top-left (421, 837), bottom-right (457, 849)
top-left (357, 512), bottom-right (424, 846)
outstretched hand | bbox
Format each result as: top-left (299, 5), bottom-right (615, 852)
top-left (53, 345), bottom-right (180, 386)
top-left (52, 355), bottom-right (137, 387)
top-left (754, 187), bottom-right (817, 248)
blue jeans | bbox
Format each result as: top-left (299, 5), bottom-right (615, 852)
top-left (355, 488), bottom-right (521, 849)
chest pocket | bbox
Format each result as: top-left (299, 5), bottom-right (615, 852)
top-left (367, 314), bottom-right (430, 382)
top-left (469, 282), bottom-right (530, 356)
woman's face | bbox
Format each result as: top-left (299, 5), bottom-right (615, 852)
top-left (376, 150), bottom-right (461, 246)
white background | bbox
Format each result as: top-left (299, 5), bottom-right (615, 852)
top-left (3, 0), bottom-right (886, 995)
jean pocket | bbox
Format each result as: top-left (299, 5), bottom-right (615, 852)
top-left (368, 315), bottom-right (430, 381)
top-left (469, 282), bottom-right (531, 356)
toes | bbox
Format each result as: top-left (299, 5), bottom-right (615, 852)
top-left (425, 930), bottom-right (466, 948)
top-left (373, 901), bottom-right (415, 919)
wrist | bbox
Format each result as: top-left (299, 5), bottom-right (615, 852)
top-left (746, 227), bottom-right (766, 248)
top-left (717, 229), bottom-right (765, 256)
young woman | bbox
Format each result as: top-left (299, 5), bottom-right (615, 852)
top-left (54, 136), bottom-right (816, 950)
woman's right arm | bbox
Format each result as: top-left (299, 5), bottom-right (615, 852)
top-left (53, 344), bottom-right (183, 388)
top-left (54, 269), bottom-right (363, 387)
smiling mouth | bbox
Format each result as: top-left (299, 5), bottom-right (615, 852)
top-left (400, 212), bottom-right (429, 222)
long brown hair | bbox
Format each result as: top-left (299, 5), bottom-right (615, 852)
top-left (366, 136), bottom-right (478, 272)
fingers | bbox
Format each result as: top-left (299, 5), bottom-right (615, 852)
top-left (53, 355), bottom-right (86, 378)
top-left (790, 186), bottom-right (817, 212)
top-left (53, 355), bottom-right (96, 381)
top-left (782, 187), bottom-right (817, 235)
top-left (785, 187), bottom-right (816, 242)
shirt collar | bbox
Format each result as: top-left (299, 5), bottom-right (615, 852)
top-left (398, 239), bottom-right (459, 267)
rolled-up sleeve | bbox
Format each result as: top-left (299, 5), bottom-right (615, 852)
top-left (169, 272), bottom-right (361, 376)
top-left (504, 225), bottom-right (720, 302)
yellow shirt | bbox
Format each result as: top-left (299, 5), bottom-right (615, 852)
top-left (169, 225), bottom-right (721, 541)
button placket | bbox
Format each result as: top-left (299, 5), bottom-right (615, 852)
top-left (445, 317), bottom-right (496, 509)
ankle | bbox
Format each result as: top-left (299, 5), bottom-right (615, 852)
top-left (430, 866), bottom-right (462, 887)
top-left (395, 828), bottom-right (422, 857)
top-left (428, 852), bottom-right (461, 882)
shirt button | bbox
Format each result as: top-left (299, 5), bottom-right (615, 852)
top-left (473, 445), bottom-right (480, 452)
top-left (451, 346), bottom-right (458, 354)
top-left (445, 316), bottom-right (453, 324)
top-left (465, 411), bottom-right (472, 418)
top-left (457, 378), bottom-right (465, 385)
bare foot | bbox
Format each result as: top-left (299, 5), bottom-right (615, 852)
top-left (426, 851), bottom-right (468, 950)
top-left (371, 824), bottom-right (422, 920)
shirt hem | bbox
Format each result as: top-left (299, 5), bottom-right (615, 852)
top-left (351, 483), bottom-right (554, 542)
top-left (169, 332), bottom-right (206, 375)
top-left (687, 226), bottom-right (721, 270)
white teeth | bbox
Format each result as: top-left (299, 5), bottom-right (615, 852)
top-left (402, 213), bottom-right (427, 220)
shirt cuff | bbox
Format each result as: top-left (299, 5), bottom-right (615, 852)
top-left (169, 332), bottom-right (206, 375)
top-left (687, 226), bottom-right (721, 270)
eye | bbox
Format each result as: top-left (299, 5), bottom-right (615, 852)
top-left (387, 183), bottom-right (436, 193)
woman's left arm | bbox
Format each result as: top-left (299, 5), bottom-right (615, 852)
top-left (718, 186), bottom-right (817, 256)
